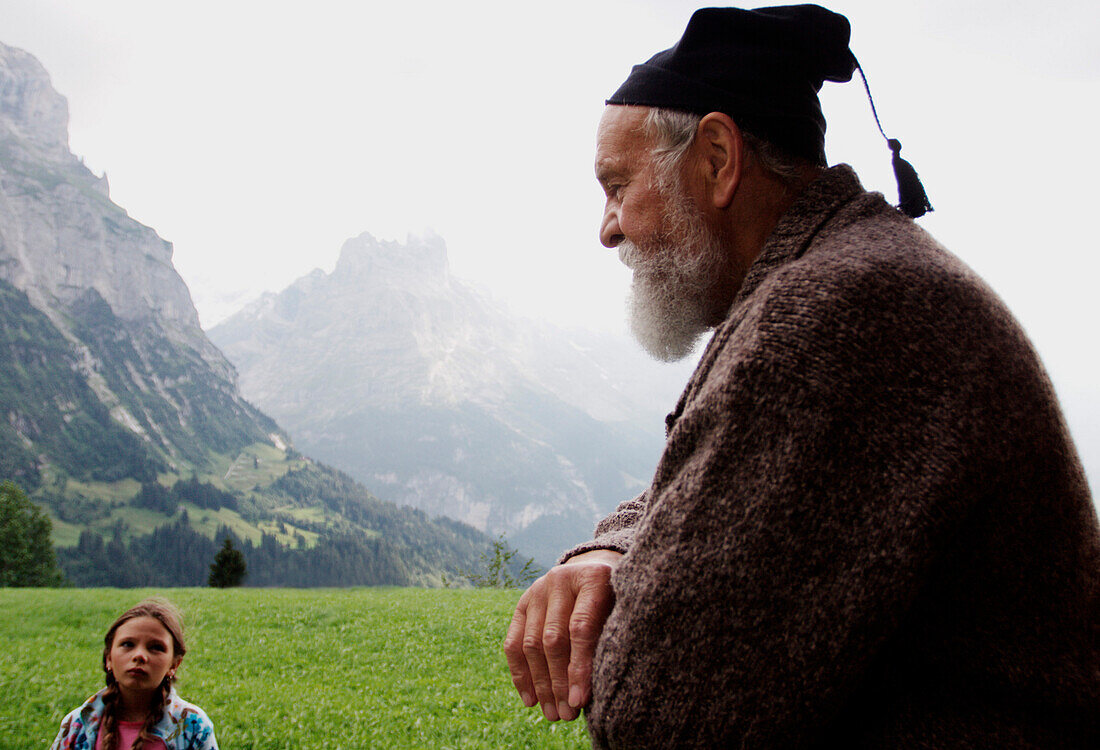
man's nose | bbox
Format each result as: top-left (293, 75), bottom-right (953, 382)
top-left (600, 209), bottom-right (623, 249)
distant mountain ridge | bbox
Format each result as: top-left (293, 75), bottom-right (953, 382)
top-left (0, 40), bottom-right (494, 585)
top-left (211, 232), bottom-right (693, 564)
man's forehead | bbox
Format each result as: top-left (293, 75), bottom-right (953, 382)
top-left (595, 106), bottom-right (651, 175)
top-left (597, 105), bottom-right (649, 141)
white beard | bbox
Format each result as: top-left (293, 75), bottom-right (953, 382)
top-left (620, 188), bottom-right (731, 362)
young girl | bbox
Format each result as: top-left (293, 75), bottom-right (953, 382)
top-left (50, 598), bottom-right (218, 750)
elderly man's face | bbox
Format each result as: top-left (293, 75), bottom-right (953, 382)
top-left (595, 106), bottom-right (672, 252)
top-left (595, 106), bottom-right (732, 361)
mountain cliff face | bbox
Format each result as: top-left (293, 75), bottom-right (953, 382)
top-left (0, 45), bottom-right (216, 349)
top-left (211, 232), bottom-right (691, 563)
top-left (0, 41), bottom-right (280, 483)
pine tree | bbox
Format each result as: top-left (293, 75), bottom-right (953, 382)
top-left (207, 537), bottom-right (247, 587)
top-left (0, 481), bottom-right (65, 586)
top-left (460, 534), bottom-right (540, 588)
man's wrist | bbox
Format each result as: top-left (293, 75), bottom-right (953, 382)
top-left (563, 549), bottom-right (624, 567)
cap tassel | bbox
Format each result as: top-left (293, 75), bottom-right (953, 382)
top-left (853, 60), bottom-right (933, 219)
top-left (888, 139), bottom-right (932, 218)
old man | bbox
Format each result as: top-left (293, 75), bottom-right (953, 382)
top-left (503, 5), bottom-right (1100, 748)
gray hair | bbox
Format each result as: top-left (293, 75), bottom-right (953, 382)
top-left (641, 107), bottom-right (811, 189)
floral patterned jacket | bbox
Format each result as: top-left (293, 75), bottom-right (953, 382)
top-left (49, 687), bottom-right (218, 750)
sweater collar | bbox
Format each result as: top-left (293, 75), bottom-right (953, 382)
top-left (731, 163), bottom-right (864, 308)
top-left (80, 685), bottom-right (188, 744)
top-left (664, 164), bottom-right (865, 434)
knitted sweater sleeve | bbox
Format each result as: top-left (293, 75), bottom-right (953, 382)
top-left (559, 491), bottom-right (649, 563)
top-left (585, 253), bottom-right (1030, 747)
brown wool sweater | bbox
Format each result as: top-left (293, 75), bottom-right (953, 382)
top-left (566, 166), bottom-right (1100, 748)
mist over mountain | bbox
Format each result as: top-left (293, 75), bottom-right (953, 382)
top-left (210, 232), bottom-right (694, 563)
top-left (0, 41), bottom-right (494, 585)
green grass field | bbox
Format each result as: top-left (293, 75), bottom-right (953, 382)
top-left (1, 588), bottom-right (591, 749)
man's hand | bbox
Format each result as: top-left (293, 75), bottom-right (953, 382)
top-left (503, 549), bottom-right (622, 722)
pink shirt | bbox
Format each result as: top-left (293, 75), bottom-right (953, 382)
top-left (93, 720), bottom-right (168, 750)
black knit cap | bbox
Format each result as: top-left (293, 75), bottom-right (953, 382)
top-left (607, 5), bottom-right (857, 165)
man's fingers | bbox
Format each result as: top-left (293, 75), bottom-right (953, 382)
top-left (519, 586), bottom-right (560, 721)
top-left (503, 593), bottom-right (536, 707)
top-left (567, 564), bottom-right (616, 709)
top-left (544, 575), bottom-right (580, 721)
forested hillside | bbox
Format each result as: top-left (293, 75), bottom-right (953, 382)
top-left (54, 464), bottom-right (490, 587)
top-left (0, 280), bottom-right (157, 488)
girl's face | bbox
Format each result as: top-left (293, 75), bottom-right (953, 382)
top-left (105, 616), bottom-right (180, 702)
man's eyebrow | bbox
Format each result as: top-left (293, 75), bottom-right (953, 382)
top-left (595, 160), bottom-right (625, 184)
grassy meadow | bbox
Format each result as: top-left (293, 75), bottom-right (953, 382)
top-left (1, 588), bottom-right (591, 749)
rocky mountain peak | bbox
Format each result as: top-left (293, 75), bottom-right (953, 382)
top-left (0, 41), bottom-right (70, 159)
top-left (334, 231), bottom-right (450, 289)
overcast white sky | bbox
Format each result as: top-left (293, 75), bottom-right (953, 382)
top-left (2, 0), bottom-right (1098, 490)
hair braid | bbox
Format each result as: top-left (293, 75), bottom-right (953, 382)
top-left (99, 681), bottom-right (121, 750)
top-left (132, 676), bottom-right (172, 750)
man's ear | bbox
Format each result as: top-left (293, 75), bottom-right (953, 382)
top-left (695, 112), bottom-right (744, 209)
